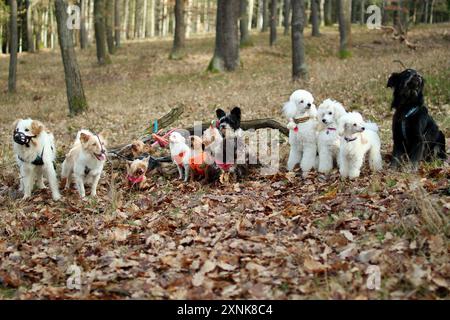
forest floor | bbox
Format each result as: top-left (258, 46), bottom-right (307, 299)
top-left (0, 25), bottom-right (449, 299)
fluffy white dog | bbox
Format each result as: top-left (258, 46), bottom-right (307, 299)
top-left (61, 129), bottom-right (107, 198)
top-left (337, 112), bottom-right (383, 179)
top-left (283, 90), bottom-right (318, 173)
top-left (317, 99), bottom-right (347, 174)
top-left (12, 119), bottom-right (61, 201)
top-left (169, 132), bottom-right (191, 182)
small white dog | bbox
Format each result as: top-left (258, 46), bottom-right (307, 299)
top-left (169, 131), bottom-right (191, 182)
top-left (61, 130), bottom-right (107, 198)
top-left (337, 112), bottom-right (383, 179)
top-left (12, 119), bottom-right (61, 201)
top-left (283, 90), bottom-right (318, 173)
top-left (317, 99), bottom-right (347, 174)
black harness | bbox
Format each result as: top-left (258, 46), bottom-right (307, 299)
top-left (18, 147), bottom-right (45, 166)
top-left (344, 137), bottom-right (357, 143)
top-left (401, 106), bottom-right (420, 140)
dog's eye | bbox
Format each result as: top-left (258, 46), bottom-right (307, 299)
top-left (300, 100), bottom-right (304, 103)
top-left (353, 124), bottom-right (357, 126)
top-left (92, 143), bottom-right (96, 146)
top-left (25, 129), bottom-right (29, 132)
top-left (328, 112), bottom-right (332, 115)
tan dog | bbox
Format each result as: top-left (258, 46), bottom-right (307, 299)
top-left (131, 140), bottom-right (153, 158)
top-left (126, 157), bottom-right (149, 189)
top-left (61, 130), bottom-right (107, 198)
top-left (12, 118), bottom-right (61, 201)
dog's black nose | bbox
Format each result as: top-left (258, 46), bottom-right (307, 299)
top-left (307, 103), bottom-right (311, 107)
top-left (322, 119), bottom-right (326, 123)
top-left (361, 127), bottom-right (365, 131)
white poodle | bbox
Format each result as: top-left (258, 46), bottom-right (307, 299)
top-left (317, 99), bottom-right (347, 174)
top-left (283, 90), bottom-right (318, 173)
top-left (337, 112), bottom-right (383, 179)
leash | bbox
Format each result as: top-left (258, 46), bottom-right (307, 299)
top-left (401, 106), bottom-right (420, 140)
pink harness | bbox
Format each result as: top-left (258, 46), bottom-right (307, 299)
top-left (215, 159), bottom-right (233, 171)
top-left (127, 175), bottom-right (145, 185)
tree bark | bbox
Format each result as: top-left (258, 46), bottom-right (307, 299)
top-left (283, 0), bottom-right (291, 35)
top-left (208, 0), bottom-right (240, 72)
top-left (170, 0), bottom-right (186, 59)
top-left (338, 0), bottom-right (351, 58)
top-left (291, 0), bottom-right (307, 80)
top-left (324, 0), bottom-right (332, 25)
top-left (114, 0), bottom-right (121, 47)
top-left (8, 0), bottom-right (18, 93)
top-left (240, 0), bottom-right (251, 46)
top-left (270, 0), bottom-right (277, 45)
top-left (26, 0), bottom-right (35, 52)
top-left (80, 0), bottom-right (89, 49)
top-left (311, 0), bottom-right (320, 36)
top-left (55, 0), bottom-right (88, 115)
top-left (105, 0), bottom-right (115, 53)
top-left (94, 0), bottom-right (111, 64)
top-left (262, 0), bottom-right (269, 31)
top-left (360, 0), bottom-right (365, 25)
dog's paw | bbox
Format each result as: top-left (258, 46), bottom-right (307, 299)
top-left (52, 193), bottom-right (62, 201)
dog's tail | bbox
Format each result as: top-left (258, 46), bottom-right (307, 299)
top-left (364, 122), bottom-right (379, 132)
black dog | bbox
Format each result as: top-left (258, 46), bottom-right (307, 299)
top-left (387, 69), bottom-right (446, 169)
top-left (216, 107), bottom-right (242, 136)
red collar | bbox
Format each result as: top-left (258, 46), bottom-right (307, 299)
top-left (327, 127), bottom-right (336, 131)
top-left (215, 159), bottom-right (233, 171)
top-left (127, 174), bottom-right (145, 184)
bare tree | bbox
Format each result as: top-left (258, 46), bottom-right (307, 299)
top-left (8, 0), bottom-right (18, 93)
top-left (291, 0), bottom-right (307, 80)
top-left (262, 0), bottom-right (269, 31)
top-left (270, 0), bottom-right (277, 45)
top-left (80, 0), bottom-right (88, 49)
top-left (170, 0), bottom-right (186, 59)
top-left (115, 0), bottom-right (121, 47)
top-left (240, 0), bottom-right (252, 46)
top-left (94, 0), bottom-right (111, 64)
top-left (311, 0), bottom-right (320, 36)
top-left (208, 0), bottom-right (240, 72)
top-left (55, 0), bottom-right (88, 115)
top-left (105, 0), bottom-right (115, 53)
top-left (324, 0), bottom-right (332, 25)
top-left (283, 0), bottom-right (291, 35)
top-left (338, 0), bottom-right (352, 58)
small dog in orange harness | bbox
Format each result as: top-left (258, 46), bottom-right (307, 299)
top-left (188, 135), bottom-right (220, 183)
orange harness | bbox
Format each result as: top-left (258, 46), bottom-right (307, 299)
top-left (189, 152), bottom-right (208, 175)
top-left (173, 151), bottom-right (186, 166)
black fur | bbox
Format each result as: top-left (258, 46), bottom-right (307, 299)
top-left (387, 69), bottom-right (446, 168)
top-left (216, 107), bottom-right (241, 132)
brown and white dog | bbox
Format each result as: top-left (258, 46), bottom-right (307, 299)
top-left (12, 119), bottom-right (61, 201)
top-left (61, 129), bottom-right (107, 198)
top-left (126, 157), bottom-right (149, 189)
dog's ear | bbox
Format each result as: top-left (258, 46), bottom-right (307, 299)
top-left (31, 120), bottom-right (45, 136)
top-left (337, 117), bottom-right (347, 136)
top-left (98, 131), bottom-right (108, 145)
top-left (230, 107), bottom-right (241, 121)
top-left (387, 72), bottom-right (400, 89)
top-left (80, 132), bottom-right (91, 143)
top-left (216, 109), bottom-right (226, 119)
top-left (334, 103), bottom-right (347, 120)
top-left (12, 119), bottom-right (21, 132)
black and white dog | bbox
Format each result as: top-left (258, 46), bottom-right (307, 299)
top-left (216, 107), bottom-right (242, 137)
top-left (387, 69), bottom-right (446, 169)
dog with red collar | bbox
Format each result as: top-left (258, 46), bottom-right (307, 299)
top-left (126, 157), bottom-right (150, 189)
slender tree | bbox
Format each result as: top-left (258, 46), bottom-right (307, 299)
top-left (170, 0), bottom-right (186, 59)
top-left (338, 0), bottom-right (351, 58)
top-left (311, 0), bottom-right (320, 36)
top-left (262, 0), bottom-right (269, 31)
top-left (324, 0), bottom-right (332, 25)
top-left (270, 0), bottom-right (277, 45)
top-left (291, 0), bottom-right (307, 80)
top-left (105, 0), bottom-right (115, 53)
top-left (8, 0), bottom-right (18, 93)
top-left (55, 0), bottom-right (88, 115)
top-left (283, 0), bottom-right (291, 35)
top-left (80, 0), bottom-right (88, 49)
top-left (240, 0), bottom-right (252, 46)
top-left (115, 0), bottom-right (121, 47)
top-left (208, 0), bottom-right (240, 72)
top-left (94, 0), bottom-right (111, 64)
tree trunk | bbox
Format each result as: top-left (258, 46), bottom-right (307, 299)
top-left (311, 0), bottom-right (320, 36)
top-left (208, 0), bottom-right (240, 72)
top-left (8, 0), bottom-right (18, 93)
top-left (360, 0), bottom-right (365, 25)
top-left (248, 0), bottom-right (254, 30)
top-left (54, 0), bottom-right (88, 115)
top-left (324, 0), bottom-right (332, 25)
top-left (145, 0), bottom-right (155, 37)
top-left (105, 0), bottom-right (115, 53)
top-left (26, 0), bottom-right (35, 52)
top-left (262, 0), bottom-right (269, 31)
top-left (80, 0), bottom-right (88, 49)
top-left (291, 0), bottom-right (307, 80)
top-left (94, 0), bottom-right (111, 64)
top-left (283, 0), bottom-right (291, 35)
top-left (429, 0), bottom-right (435, 24)
top-left (270, 0), bottom-right (277, 45)
top-left (115, 0), bottom-right (121, 47)
top-left (338, 0), bottom-right (351, 58)
top-left (240, 0), bottom-right (251, 46)
top-left (170, 0), bottom-right (185, 59)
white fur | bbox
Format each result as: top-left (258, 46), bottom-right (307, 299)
top-left (61, 129), bottom-right (107, 198)
top-left (169, 132), bottom-right (191, 182)
top-left (282, 90), bottom-right (318, 174)
top-left (13, 119), bottom-right (61, 201)
top-left (316, 99), bottom-right (347, 174)
top-left (337, 112), bottom-right (383, 179)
